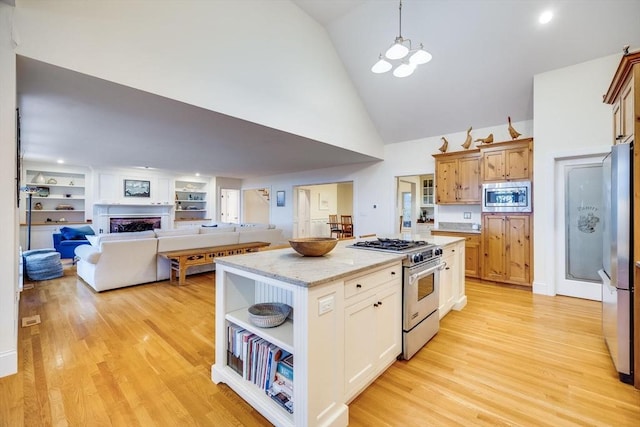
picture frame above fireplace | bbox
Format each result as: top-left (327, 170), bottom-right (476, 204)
top-left (124, 179), bottom-right (150, 198)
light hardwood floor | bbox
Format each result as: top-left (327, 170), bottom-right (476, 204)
top-left (1, 267), bottom-right (638, 426)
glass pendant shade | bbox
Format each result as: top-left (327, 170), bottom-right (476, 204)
top-left (385, 40), bottom-right (409, 60)
top-left (371, 55), bottom-right (392, 73)
top-left (393, 62), bottom-right (415, 78)
top-left (409, 45), bottom-right (432, 65)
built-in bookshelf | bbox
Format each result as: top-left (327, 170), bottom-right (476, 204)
top-left (174, 180), bottom-right (208, 221)
top-left (23, 169), bottom-right (86, 224)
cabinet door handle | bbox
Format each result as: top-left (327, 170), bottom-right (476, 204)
top-left (356, 284), bottom-right (362, 288)
top-left (390, 271), bottom-right (396, 275)
top-left (373, 303), bottom-right (378, 307)
top-left (378, 301), bottom-right (382, 306)
top-left (445, 267), bottom-right (450, 270)
top-left (616, 134), bottom-right (625, 140)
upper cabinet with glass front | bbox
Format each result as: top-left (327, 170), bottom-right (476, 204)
top-left (421, 174), bottom-right (434, 206)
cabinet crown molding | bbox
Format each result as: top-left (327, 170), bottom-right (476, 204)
top-left (604, 50), bottom-right (640, 104)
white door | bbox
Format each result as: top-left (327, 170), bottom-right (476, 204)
top-left (296, 189), bottom-right (311, 237)
top-left (221, 189), bottom-right (240, 224)
top-left (554, 155), bottom-right (605, 300)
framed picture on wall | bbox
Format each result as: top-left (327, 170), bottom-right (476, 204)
top-left (318, 193), bottom-right (329, 210)
top-left (124, 179), bottom-right (151, 198)
top-left (276, 190), bottom-right (285, 207)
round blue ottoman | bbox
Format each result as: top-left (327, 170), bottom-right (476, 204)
top-left (24, 250), bottom-right (63, 281)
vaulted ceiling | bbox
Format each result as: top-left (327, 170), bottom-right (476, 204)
top-left (16, 0), bottom-right (640, 178)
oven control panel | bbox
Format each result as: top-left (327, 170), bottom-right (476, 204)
top-left (408, 247), bottom-right (442, 264)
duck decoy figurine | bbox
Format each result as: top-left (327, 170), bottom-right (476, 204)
top-left (461, 127), bottom-right (473, 149)
top-left (508, 116), bottom-right (521, 140)
top-left (475, 133), bottom-right (494, 145)
top-left (438, 137), bottom-right (449, 153)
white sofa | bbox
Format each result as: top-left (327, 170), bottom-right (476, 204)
top-left (75, 225), bottom-right (286, 292)
top-left (75, 231), bottom-right (158, 292)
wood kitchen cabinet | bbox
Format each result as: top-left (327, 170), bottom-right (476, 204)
top-left (604, 50), bottom-right (640, 389)
top-left (482, 213), bottom-right (531, 286)
top-left (431, 230), bottom-right (480, 278)
top-left (481, 138), bottom-right (533, 182)
top-left (434, 150), bottom-right (481, 204)
top-left (606, 52), bottom-right (638, 145)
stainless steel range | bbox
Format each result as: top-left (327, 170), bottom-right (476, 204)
top-left (350, 238), bottom-right (444, 359)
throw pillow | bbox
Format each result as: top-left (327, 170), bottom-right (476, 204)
top-left (60, 225), bottom-right (95, 240)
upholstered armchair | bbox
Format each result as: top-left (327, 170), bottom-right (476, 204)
top-left (53, 225), bottom-right (94, 259)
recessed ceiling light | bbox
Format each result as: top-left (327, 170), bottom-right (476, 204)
top-left (195, 173), bottom-right (200, 177)
top-left (539, 10), bottom-right (553, 24)
top-left (56, 159), bottom-right (64, 164)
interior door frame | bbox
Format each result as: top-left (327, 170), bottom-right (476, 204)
top-left (549, 148), bottom-right (609, 300)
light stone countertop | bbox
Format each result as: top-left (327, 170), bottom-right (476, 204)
top-left (215, 239), bottom-right (405, 287)
top-left (215, 235), bottom-right (465, 287)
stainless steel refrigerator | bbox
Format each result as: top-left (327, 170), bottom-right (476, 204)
top-left (599, 142), bottom-right (634, 384)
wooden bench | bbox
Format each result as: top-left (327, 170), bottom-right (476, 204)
top-left (158, 241), bottom-right (270, 286)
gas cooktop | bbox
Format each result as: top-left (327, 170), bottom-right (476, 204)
top-left (350, 238), bottom-right (432, 253)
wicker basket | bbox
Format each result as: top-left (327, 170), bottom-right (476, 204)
top-left (248, 303), bottom-right (292, 328)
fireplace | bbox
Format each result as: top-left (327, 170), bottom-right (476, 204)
top-left (93, 203), bottom-right (173, 234)
top-left (110, 217), bottom-right (161, 233)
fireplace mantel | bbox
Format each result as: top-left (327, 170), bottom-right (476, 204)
top-left (93, 203), bottom-right (173, 233)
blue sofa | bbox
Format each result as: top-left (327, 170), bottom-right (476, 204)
top-left (53, 226), bottom-right (94, 259)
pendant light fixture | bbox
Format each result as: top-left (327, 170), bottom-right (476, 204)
top-left (371, 0), bottom-right (432, 78)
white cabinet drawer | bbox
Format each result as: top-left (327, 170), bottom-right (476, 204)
top-left (344, 264), bottom-right (401, 300)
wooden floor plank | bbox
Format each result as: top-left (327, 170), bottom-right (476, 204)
top-left (1, 270), bottom-right (638, 427)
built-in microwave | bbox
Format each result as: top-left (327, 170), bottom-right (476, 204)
top-left (482, 181), bottom-right (532, 213)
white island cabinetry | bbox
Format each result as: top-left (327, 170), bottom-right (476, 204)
top-left (429, 236), bottom-right (467, 318)
top-left (344, 263), bottom-right (401, 402)
top-left (212, 244), bottom-right (404, 427)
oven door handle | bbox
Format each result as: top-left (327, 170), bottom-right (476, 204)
top-left (409, 262), bottom-right (446, 285)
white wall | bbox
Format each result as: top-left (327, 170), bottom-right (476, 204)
top-left (532, 54), bottom-right (619, 295)
top-left (244, 119), bottom-right (534, 239)
top-left (0, 2), bottom-right (18, 377)
top-left (13, 0), bottom-right (383, 159)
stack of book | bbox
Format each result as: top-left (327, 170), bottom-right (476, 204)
top-left (226, 323), bottom-right (293, 414)
top-left (267, 354), bottom-right (294, 414)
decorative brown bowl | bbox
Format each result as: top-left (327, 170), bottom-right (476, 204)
top-left (289, 237), bottom-right (338, 257)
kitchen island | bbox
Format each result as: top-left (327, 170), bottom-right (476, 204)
top-left (211, 237), bottom-right (464, 427)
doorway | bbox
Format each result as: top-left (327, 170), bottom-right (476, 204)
top-left (292, 182), bottom-right (353, 238)
top-left (220, 189), bottom-right (240, 224)
top-left (242, 188), bottom-right (270, 224)
top-left (554, 154), bottom-right (606, 300)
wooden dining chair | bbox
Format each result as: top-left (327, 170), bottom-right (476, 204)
top-left (340, 215), bottom-right (353, 238)
top-left (328, 214), bottom-right (342, 238)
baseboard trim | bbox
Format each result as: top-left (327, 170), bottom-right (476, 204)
top-left (0, 349), bottom-right (18, 378)
top-left (453, 295), bottom-right (468, 311)
top-left (533, 280), bottom-right (554, 296)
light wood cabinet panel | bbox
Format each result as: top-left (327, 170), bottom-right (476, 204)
top-left (482, 215), bottom-right (506, 282)
top-left (481, 139), bottom-right (532, 182)
top-left (505, 215), bottom-right (531, 284)
top-left (431, 230), bottom-right (480, 278)
top-left (457, 156), bottom-right (482, 202)
top-left (482, 151), bottom-right (505, 182)
top-left (611, 78), bottom-right (635, 145)
top-left (434, 151), bottom-right (481, 204)
top-left (435, 158), bottom-right (458, 204)
top-left (482, 213), bottom-right (531, 286)
top-left (464, 235), bottom-right (481, 278)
